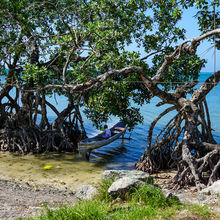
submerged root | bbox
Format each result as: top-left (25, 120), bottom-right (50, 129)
top-left (136, 99), bottom-right (220, 189)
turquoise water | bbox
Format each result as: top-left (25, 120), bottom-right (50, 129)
top-left (1, 73), bottom-right (220, 170)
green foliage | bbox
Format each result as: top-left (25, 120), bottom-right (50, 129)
top-left (151, 52), bottom-right (206, 91)
top-left (96, 176), bottom-right (115, 202)
top-left (22, 65), bottom-right (56, 86)
top-left (83, 78), bottom-right (145, 128)
top-left (0, 0), bottom-right (218, 129)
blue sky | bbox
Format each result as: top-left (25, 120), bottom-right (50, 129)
top-left (127, 7), bottom-right (219, 73)
top-left (179, 8), bottom-right (219, 73)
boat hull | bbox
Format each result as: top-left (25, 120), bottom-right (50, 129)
top-left (78, 123), bottom-right (127, 156)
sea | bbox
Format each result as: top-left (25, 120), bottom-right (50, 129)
top-left (1, 72), bottom-right (220, 171)
top-left (45, 72), bottom-right (220, 170)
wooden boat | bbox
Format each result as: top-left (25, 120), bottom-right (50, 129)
top-left (78, 122), bottom-right (127, 158)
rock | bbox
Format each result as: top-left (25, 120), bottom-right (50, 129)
top-left (75, 184), bottom-right (98, 200)
top-left (115, 197), bottom-right (123, 203)
top-left (165, 192), bottom-right (173, 199)
top-left (196, 180), bottom-right (220, 210)
top-left (102, 170), bottom-right (152, 183)
top-left (199, 180), bottom-right (220, 196)
top-left (165, 192), bottom-right (180, 202)
top-left (107, 177), bottom-right (143, 196)
top-left (103, 170), bottom-right (153, 198)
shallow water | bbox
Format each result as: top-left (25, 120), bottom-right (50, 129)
top-left (0, 151), bottom-right (103, 190)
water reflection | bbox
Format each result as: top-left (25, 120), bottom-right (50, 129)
top-left (91, 144), bottom-right (127, 163)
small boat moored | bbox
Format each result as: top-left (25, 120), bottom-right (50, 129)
top-left (78, 122), bottom-right (127, 159)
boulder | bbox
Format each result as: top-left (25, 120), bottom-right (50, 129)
top-left (75, 184), bottom-right (98, 200)
top-left (102, 170), bottom-right (152, 183)
top-left (193, 180), bottom-right (220, 210)
top-left (107, 177), bottom-right (143, 196)
top-left (199, 180), bottom-right (220, 196)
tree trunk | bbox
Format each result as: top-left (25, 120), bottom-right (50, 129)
top-left (135, 71), bottom-right (220, 189)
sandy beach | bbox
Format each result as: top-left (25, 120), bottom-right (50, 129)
top-left (0, 151), bottom-right (104, 219)
top-left (0, 151), bottom-right (104, 191)
top-left (0, 151), bottom-right (219, 219)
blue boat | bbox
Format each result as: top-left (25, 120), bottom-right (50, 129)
top-left (78, 122), bottom-right (127, 159)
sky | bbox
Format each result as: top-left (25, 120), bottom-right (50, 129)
top-left (179, 8), bottom-right (219, 73)
top-left (128, 6), bottom-right (219, 73)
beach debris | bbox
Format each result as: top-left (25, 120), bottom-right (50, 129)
top-left (43, 165), bottom-right (53, 170)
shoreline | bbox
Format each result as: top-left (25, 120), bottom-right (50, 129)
top-left (0, 151), bottom-right (104, 192)
top-left (1, 169), bottom-right (219, 219)
top-left (0, 151), bottom-right (103, 219)
top-left (0, 151), bottom-right (219, 219)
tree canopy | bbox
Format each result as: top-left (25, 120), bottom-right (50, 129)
top-left (0, 0), bottom-right (219, 156)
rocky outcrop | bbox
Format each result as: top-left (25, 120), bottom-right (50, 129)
top-left (102, 170), bottom-right (154, 198)
top-left (195, 180), bottom-right (220, 212)
top-left (162, 180), bottom-right (220, 212)
top-left (199, 180), bottom-right (220, 196)
top-left (74, 170), bottom-right (220, 211)
top-left (74, 170), bottom-right (152, 200)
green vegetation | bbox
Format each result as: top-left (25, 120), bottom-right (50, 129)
top-left (26, 179), bottom-right (214, 220)
top-left (1, 0), bottom-right (219, 136)
top-left (96, 175), bottom-right (115, 202)
top-left (186, 204), bottom-right (214, 218)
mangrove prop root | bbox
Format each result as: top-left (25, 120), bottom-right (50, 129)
top-left (136, 71), bottom-right (220, 189)
top-left (0, 89), bottom-right (85, 154)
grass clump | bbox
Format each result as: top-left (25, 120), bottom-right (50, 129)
top-left (107, 205), bottom-right (157, 220)
top-left (127, 184), bottom-right (180, 208)
top-left (27, 179), bottom-right (215, 220)
top-left (185, 204), bottom-right (213, 218)
top-left (95, 175), bottom-right (115, 202)
top-left (31, 200), bottom-right (110, 220)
